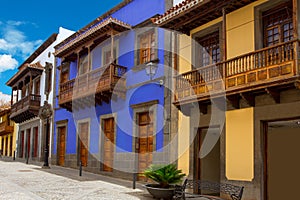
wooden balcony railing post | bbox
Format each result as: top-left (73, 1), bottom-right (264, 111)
top-left (294, 40), bottom-right (299, 75)
top-left (58, 64), bottom-right (127, 107)
top-left (175, 40), bottom-right (299, 102)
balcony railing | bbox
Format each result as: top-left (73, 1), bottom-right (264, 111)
top-left (59, 63), bottom-right (127, 107)
top-left (10, 94), bottom-right (41, 123)
top-left (0, 120), bottom-right (13, 136)
top-left (175, 40), bottom-right (299, 103)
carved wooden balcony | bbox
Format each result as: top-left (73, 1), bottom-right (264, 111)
top-left (10, 94), bottom-right (41, 123)
top-left (59, 63), bottom-right (127, 111)
top-left (0, 121), bottom-right (13, 136)
top-left (175, 40), bottom-right (300, 108)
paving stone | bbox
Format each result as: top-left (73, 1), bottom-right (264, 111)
top-left (0, 160), bottom-right (151, 199)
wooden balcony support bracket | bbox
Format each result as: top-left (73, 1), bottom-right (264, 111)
top-left (240, 92), bottom-right (255, 107)
top-left (265, 87), bottom-right (280, 104)
top-left (199, 102), bottom-right (208, 115)
top-left (101, 92), bottom-right (110, 104)
top-left (178, 103), bottom-right (193, 116)
top-left (211, 96), bottom-right (227, 112)
top-left (95, 95), bottom-right (103, 106)
top-left (294, 80), bottom-right (300, 90)
top-left (227, 94), bottom-right (240, 109)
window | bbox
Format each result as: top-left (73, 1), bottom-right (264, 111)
top-left (78, 54), bottom-right (89, 75)
top-left (138, 30), bottom-right (156, 64)
top-left (47, 68), bottom-right (52, 94)
top-left (263, 2), bottom-right (293, 47)
top-left (60, 63), bottom-right (69, 84)
top-left (196, 31), bottom-right (220, 67)
top-left (34, 78), bottom-right (40, 95)
top-left (102, 43), bottom-right (118, 66)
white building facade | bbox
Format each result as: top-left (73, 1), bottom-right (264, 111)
top-left (6, 27), bottom-right (74, 163)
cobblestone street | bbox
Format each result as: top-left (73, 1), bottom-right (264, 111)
top-left (0, 160), bottom-right (152, 200)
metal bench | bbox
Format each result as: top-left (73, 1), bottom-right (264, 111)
top-left (174, 179), bottom-right (244, 200)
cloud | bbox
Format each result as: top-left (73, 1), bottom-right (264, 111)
top-left (0, 54), bottom-right (18, 73)
top-left (6, 20), bottom-right (26, 26)
top-left (173, 0), bottom-right (183, 5)
top-left (0, 21), bottom-right (42, 64)
top-left (0, 91), bottom-right (11, 103)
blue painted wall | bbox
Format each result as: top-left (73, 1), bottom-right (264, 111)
top-left (54, 0), bottom-right (168, 158)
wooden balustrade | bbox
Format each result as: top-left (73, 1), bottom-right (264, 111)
top-left (226, 40), bottom-right (295, 76)
top-left (11, 94), bottom-right (41, 113)
top-left (10, 94), bottom-right (41, 123)
top-left (0, 120), bottom-right (13, 135)
top-left (58, 63), bottom-right (127, 106)
top-left (175, 40), bottom-right (299, 102)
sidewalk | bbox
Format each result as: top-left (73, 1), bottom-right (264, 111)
top-left (0, 160), bottom-right (153, 199)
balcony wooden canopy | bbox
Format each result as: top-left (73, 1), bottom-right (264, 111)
top-left (6, 62), bottom-right (44, 88)
top-left (152, 0), bottom-right (257, 34)
top-left (54, 17), bottom-right (131, 58)
top-left (6, 62), bottom-right (43, 123)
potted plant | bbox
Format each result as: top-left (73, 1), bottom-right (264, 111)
top-left (143, 164), bottom-right (186, 200)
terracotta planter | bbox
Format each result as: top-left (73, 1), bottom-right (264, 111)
top-left (144, 184), bottom-right (176, 200)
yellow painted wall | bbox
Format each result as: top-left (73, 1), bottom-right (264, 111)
top-left (0, 113), bottom-right (16, 157)
top-left (178, 34), bottom-right (192, 74)
top-left (225, 107), bottom-right (254, 181)
top-left (12, 123), bottom-right (17, 156)
top-left (190, 18), bottom-right (222, 35)
top-left (0, 136), bottom-right (2, 153)
top-left (177, 113), bottom-right (190, 175)
top-left (176, 0), bottom-right (270, 177)
top-left (226, 0), bottom-right (268, 59)
top-left (177, 34), bottom-right (191, 175)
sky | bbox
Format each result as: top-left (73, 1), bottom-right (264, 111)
top-left (0, 0), bottom-right (125, 102)
top-left (0, 0), bottom-right (183, 102)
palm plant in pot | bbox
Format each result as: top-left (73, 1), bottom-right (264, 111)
top-left (143, 164), bottom-right (186, 200)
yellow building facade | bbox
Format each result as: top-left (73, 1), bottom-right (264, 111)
top-left (0, 108), bottom-right (16, 158)
top-left (154, 0), bottom-right (300, 199)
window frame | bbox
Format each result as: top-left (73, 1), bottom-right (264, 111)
top-left (262, 1), bottom-right (293, 47)
top-left (78, 54), bottom-right (89, 76)
top-left (135, 28), bottom-right (158, 66)
top-left (192, 22), bottom-right (223, 69)
top-left (254, 0), bottom-right (294, 50)
top-left (60, 62), bottom-right (70, 84)
top-left (102, 40), bottom-right (119, 66)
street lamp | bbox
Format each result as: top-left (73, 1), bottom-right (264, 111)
top-left (145, 62), bottom-right (158, 80)
top-left (39, 101), bottom-right (53, 168)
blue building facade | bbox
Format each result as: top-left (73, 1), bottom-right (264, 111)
top-left (53, 0), bottom-right (173, 178)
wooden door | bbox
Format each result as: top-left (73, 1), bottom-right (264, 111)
top-left (137, 111), bottom-right (153, 181)
top-left (19, 131), bottom-right (24, 158)
top-left (195, 128), bottom-right (220, 195)
top-left (9, 135), bottom-right (13, 157)
top-left (1, 137), bottom-right (4, 155)
top-left (78, 122), bottom-right (89, 167)
top-left (26, 129), bottom-right (31, 159)
top-left (103, 118), bottom-right (115, 172)
top-left (57, 126), bottom-right (66, 166)
top-left (33, 127), bottom-right (38, 158)
top-left (266, 120), bottom-right (300, 200)
top-left (5, 137), bottom-right (8, 156)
